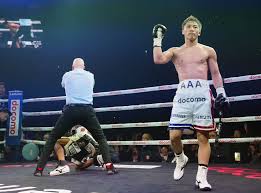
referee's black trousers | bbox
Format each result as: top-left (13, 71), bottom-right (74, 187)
top-left (37, 104), bottom-right (111, 169)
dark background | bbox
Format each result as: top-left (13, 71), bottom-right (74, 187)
top-left (0, 0), bottom-right (260, 137)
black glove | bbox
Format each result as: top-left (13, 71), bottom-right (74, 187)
top-left (152, 24), bottom-right (167, 47)
top-left (214, 93), bottom-right (229, 112)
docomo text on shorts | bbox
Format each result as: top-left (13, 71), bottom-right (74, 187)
top-left (177, 97), bottom-right (206, 103)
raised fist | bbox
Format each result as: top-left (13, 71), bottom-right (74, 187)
top-left (152, 24), bottom-right (167, 47)
top-left (152, 24), bottom-right (167, 39)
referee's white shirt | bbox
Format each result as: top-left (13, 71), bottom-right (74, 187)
top-left (61, 69), bottom-right (94, 105)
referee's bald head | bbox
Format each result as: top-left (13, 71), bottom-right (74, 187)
top-left (72, 58), bottom-right (85, 70)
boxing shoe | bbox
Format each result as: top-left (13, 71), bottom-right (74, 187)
top-left (173, 153), bottom-right (188, 180)
top-left (96, 154), bottom-right (105, 167)
top-left (105, 163), bottom-right (118, 175)
top-left (195, 180), bottom-right (212, 191)
top-left (49, 165), bottom-right (70, 176)
top-left (195, 165), bottom-right (212, 191)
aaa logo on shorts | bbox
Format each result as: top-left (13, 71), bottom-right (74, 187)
top-left (180, 80), bottom-right (202, 89)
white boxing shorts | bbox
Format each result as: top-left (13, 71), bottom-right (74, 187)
top-left (169, 79), bottom-right (215, 132)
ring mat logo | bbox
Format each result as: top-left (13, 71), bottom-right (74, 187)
top-left (0, 184), bottom-right (71, 193)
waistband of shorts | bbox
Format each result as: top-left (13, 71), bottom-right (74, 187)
top-left (65, 103), bottom-right (92, 107)
top-left (177, 79), bottom-right (209, 90)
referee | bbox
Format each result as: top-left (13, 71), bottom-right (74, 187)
top-left (34, 58), bottom-right (117, 176)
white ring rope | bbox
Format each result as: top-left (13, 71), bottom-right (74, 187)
top-left (0, 98), bottom-right (8, 103)
top-left (22, 94), bottom-right (261, 116)
top-left (0, 73), bottom-right (258, 104)
top-left (21, 137), bottom-right (261, 146)
top-left (0, 114), bottom-right (259, 135)
top-left (1, 115), bottom-right (259, 133)
top-left (107, 138), bottom-right (261, 145)
top-left (15, 115), bottom-right (261, 132)
top-left (228, 94), bottom-right (261, 102)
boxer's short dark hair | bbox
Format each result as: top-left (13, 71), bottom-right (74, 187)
top-left (182, 15), bottom-right (202, 31)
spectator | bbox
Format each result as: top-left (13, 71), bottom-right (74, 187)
top-left (131, 146), bottom-right (139, 162)
top-left (0, 82), bottom-right (7, 109)
top-left (109, 145), bottom-right (120, 163)
top-left (247, 142), bottom-right (261, 165)
top-left (160, 146), bottom-right (174, 162)
top-left (140, 133), bottom-right (161, 162)
top-left (185, 144), bottom-right (198, 163)
top-left (228, 129), bottom-right (248, 163)
top-left (209, 131), bottom-right (217, 140)
top-left (209, 131), bottom-right (229, 163)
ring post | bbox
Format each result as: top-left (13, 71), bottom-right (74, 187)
top-left (6, 90), bottom-right (23, 161)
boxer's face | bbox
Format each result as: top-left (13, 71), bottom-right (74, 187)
top-left (0, 112), bottom-right (9, 122)
top-left (182, 21), bottom-right (201, 41)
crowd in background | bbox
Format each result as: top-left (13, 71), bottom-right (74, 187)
top-left (105, 130), bottom-right (261, 165)
top-left (1, 125), bottom-right (258, 166)
top-left (1, 121), bottom-right (261, 165)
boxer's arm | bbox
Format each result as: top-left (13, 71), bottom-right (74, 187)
top-left (153, 47), bottom-right (175, 64)
top-left (208, 47), bottom-right (225, 93)
top-left (57, 137), bottom-right (70, 146)
top-left (208, 47), bottom-right (229, 111)
top-left (152, 24), bottom-right (174, 64)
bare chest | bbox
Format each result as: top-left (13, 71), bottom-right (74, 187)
top-left (173, 47), bottom-right (209, 66)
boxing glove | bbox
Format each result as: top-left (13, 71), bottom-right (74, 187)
top-left (152, 24), bottom-right (167, 47)
top-left (215, 87), bottom-right (229, 112)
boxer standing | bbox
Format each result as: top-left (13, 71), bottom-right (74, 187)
top-left (153, 15), bottom-right (228, 191)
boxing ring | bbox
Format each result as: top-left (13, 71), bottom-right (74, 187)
top-left (0, 74), bottom-right (260, 193)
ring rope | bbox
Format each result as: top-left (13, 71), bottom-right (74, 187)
top-left (1, 115), bottom-right (259, 133)
top-left (15, 115), bottom-right (261, 132)
top-left (21, 137), bottom-right (261, 146)
top-left (0, 74), bottom-right (258, 104)
top-left (22, 94), bottom-right (261, 116)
